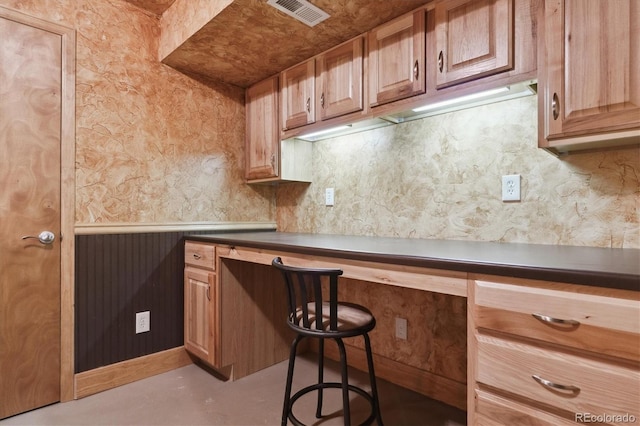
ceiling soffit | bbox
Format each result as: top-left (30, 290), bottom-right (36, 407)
top-left (160, 0), bottom-right (431, 88)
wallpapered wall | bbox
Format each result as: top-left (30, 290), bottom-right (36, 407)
top-left (1, 0), bottom-right (274, 224)
top-left (3, 0), bottom-right (637, 246)
top-left (277, 96), bottom-right (640, 249)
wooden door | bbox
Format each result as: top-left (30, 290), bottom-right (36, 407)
top-left (369, 9), bottom-right (426, 107)
top-left (434, 0), bottom-right (514, 88)
top-left (245, 76), bottom-right (279, 181)
top-left (317, 36), bottom-right (364, 120)
top-left (541, 0), bottom-right (640, 142)
top-left (0, 10), bottom-right (68, 419)
top-left (184, 267), bottom-right (216, 366)
top-left (280, 59), bottom-right (315, 130)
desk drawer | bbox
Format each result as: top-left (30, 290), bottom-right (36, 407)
top-left (185, 242), bottom-right (215, 270)
top-left (475, 389), bottom-right (576, 426)
top-left (476, 334), bottom-right (640, 423)
top-left (473, 278), bottom-right (640, 361)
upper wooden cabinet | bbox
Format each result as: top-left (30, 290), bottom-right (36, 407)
top-left (281, 60), bottom-right (315, 131)
top-left (434, 0), bottom-right (514, 88)
top-left (246, 75), bottom-right (312, 184)
top-left (539, 0), bottom-right (640, 153)
top-left (369, 10), bottom-right (426, 107)
top-left (245, 76), bottom-right (279, 181)
top-left (316, 37), bottom-right (364, 121)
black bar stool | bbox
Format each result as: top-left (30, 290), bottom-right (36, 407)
top-left (272, 257), bottom-right (383, 426)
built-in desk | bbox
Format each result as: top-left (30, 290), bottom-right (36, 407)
top-left (185, 232), bottom-right (640, 424)
top-left (188, 231), bottom-right (639, 291)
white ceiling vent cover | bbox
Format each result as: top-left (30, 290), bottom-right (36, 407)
top-left (267, 0), bottom-right (330, 27)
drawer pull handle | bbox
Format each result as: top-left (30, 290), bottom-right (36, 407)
top-left (192, 253), bottom-right (202, 260)
top-left (532, 313), bottom-right (580, 326)
top-left (532, 374), bottom-right (580, 393)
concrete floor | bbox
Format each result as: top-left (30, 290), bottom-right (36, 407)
top-left (1, 354), bottom-right (466, 426)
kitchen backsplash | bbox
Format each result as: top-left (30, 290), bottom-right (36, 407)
top-left (277, 95), bottom-right (640, 249)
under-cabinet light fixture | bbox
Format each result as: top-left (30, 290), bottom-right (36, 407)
top-left (412, 87), bottom-right (510, 112)
top-left (297, 125), bottom-right (352, 139)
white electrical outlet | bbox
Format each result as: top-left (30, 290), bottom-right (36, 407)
top-left (325, 187), bottom-right (335, 206)
top-left (136, 311), bottom-right (150, 334)
top-left (395, 317), bottom-right (407, 340)
top-left (502, 174), bottom-right (521, 201)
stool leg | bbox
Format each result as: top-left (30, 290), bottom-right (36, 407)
top-left (364, 333), bottom-right (383, 425)
top-left (316, 338), bottom-right (324, 418)
top-left (335, 338), bottom-right (351, 426)
top-left (282, 335), bottom-right (303, 426)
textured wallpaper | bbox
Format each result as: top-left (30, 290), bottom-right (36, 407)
top-left (277, 96), bottom-right (640, 249)
top-left (1, 0), bottom-right (275, 224)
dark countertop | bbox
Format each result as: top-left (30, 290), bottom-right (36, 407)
top-left (187, 231), bottom-right (640, 292)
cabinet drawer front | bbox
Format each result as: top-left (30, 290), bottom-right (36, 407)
top-left (474, 279), bottom-right (640, 361)
top-left (185, 242), bottom-right (215, 270)
top-left (477, 334), bottom-right (640, 423)
top-left (475, 389), bottom-right (576, 426)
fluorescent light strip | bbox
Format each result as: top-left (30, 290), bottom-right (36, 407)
top-left (412, 87), bottom-right (510, 113)
top-left (298, 125), bottom-right (351, 139)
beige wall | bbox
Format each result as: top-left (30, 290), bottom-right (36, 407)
top-left (1, 0), bottom-right (275, 224)
top-left (277, 95), bottom-right (640, 249)
top-left (3, 0), bottom-right (637, 247)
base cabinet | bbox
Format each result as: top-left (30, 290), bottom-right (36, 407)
top-left (184, 241), bottom-right (293, 380)
top-left (184, 242), bottom-right (220, 368)
top-left (469, 275), bottom-right (640, 425)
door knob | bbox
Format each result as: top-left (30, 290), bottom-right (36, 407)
top-left (22, 231), bottom-right (55, 245)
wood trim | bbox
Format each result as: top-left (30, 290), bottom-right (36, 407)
top-left (219, 245), bottom-right (468, 297)
top-left (74, 347), bottom-right (193, 399)
top-left (0, 4), bottom-right (77, 403)
top-left (467, 277), bottom-right (477, 424)
top-left (322, 341), bottom-right (466, 411)
top-left (60, 15), bottom-right (76, 405)
top-left (74, 221), bottom-right (277, 235)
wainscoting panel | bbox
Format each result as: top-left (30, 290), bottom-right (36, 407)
top-left (74, 231), bottom-right (216, 373)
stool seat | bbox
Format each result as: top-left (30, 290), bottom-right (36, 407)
top-left (272, 257), bottom-right (384, 426)
top-left (293, 302), bottom-right (375, 334)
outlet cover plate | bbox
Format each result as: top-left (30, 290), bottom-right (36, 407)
top-left (502, 174), bottom-right (521, 201)
top-left (136, 311), bottom-right (150, 334)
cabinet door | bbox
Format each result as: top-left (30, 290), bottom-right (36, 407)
top-left (317, 37), bottom-right (364, 120)
top-left (434, 0), bottom-right (513, 88)
top-left (369, 10), bottom-right (426, 107)
top-left (281, 60), bottom-right (315, 130)
top-left (245, 76), bottom-right (279, 181)
top-left (184, 267), bottom-right (216, 365)
top-left (542, 0), bottom-right (640, 141)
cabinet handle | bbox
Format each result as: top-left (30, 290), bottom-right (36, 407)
top-left (413, 60), bottom-right (419, 79)
top-left (270, 153), bottom-right (276, 169)
top-left (532, 313), bottom-right (580, 326)
top-left (306, 97), bottom-right (310, 113)
top-left (320, 93), bottom-right (325, 109)
top-left (192, 253), bottom-right (202, 260)
top-left (206, 285), bottom-right (211, 301)
top-left (532, 374), bottom-right (580, 393)
top-left (551, 93), bottom-right (560, 120)
top-left (438, 51), bottom-right (444, 73)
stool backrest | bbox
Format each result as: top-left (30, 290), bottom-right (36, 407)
top-left (272, 257), bottom-right (344, 332)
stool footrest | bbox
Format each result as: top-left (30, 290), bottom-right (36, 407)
top-left (287, 382), bottom-right (377, 426)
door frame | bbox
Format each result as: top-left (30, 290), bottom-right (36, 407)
top-left (0, 5), bottom-right (76, 402)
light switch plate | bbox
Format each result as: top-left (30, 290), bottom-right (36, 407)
top-left (325, 188), bottom-right (335, 206)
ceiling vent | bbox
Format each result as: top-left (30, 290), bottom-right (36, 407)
top-left (267, 0), bottom-right (330, 27)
